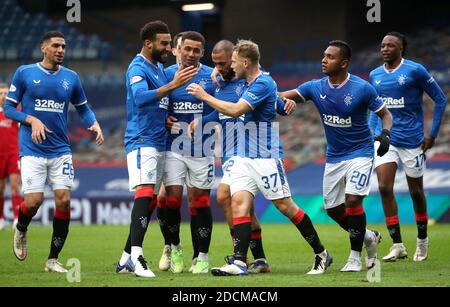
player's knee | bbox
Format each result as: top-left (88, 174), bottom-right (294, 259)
top-left (274, 201), bottom-right (290, 216)
top-left (55, 195), bottom-right (71, 211)
top-left (217, 191), bottom-right (230, 209)
top-left (25, 194), bottom-right (44, 209)
top-left (378, 183), bottom-right (394, 198)
top-left (345, 196), bottom-right (361, 209)
top-left (272, 198), bottom-right (294, 217)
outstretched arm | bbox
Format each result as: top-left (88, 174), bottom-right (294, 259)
top-left (187, 83), bottom-right (251, 117)
top-left (278, 89), bottom-right (305, 104)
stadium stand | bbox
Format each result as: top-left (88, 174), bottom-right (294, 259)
top-left (0, 0), bottom-right (448, 168)
top-left (0, 0), bottom-right (111, 61)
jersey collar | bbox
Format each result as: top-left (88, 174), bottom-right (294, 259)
top-left (327, 73), bottom-right (350, 89)
top-left (384, 58), bottom-right (404, 74)
top-left (246, 72), bottom-right (263, 87)
top-left (37, 62), bottom-right (61, 75)
top-left (137, 53), bottom-right (159, 69)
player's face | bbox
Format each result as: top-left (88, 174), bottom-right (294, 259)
top-left (0, 87), bottom-right (7, 106)
top-left (322, 46), bottom-right (346, 76)
top-left (212, 51), bottom-right (234, 81)
top-left (42, 37), bottom-right (66, 65)
top-left (231, 51), bottom-right (246, 79)
top-left (180, 39), bottom-right (204, 68)
top-left (150, 33), bottom-right (172, 63)
top-left (171, 37), bottom-right (183, 65)
top-left (172, 37), bottom-right (182, 57)
top-left (381, 35), bottom-right (402, 63)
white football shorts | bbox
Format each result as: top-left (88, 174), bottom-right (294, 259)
top-left (127, 147), bottom-right (165, 192)
top-left (323, 156), bottom-right (375, 210)
top-left (227, 156), bottom-right (291, 200)
top-left (21, 155), bottom-right (74, 194)
top-left (163, 151), bottom-right (215, 189)
top-left (375, 142), bottom-right (425, 178)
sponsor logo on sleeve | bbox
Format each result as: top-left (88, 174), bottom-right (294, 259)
top-left (130, 76), bottom-right (143, 85)
top-left (159, 97), bottom-right (169, 110)
top-left (247, 92), bottom-right (258, 100)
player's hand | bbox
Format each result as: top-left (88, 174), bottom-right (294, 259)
top-left (282, 97), bottom-right (296, 115)
top-left (166, 116), bottom-right (180, 134)
top-left (211, 67), bottom-right (222, 88)
top-left (187, 118), bottom-right (199, 140)
top-left (375, 129), bottom-right (390, 157)
top-left (28, 116), bottom-right (52, 144)
top-left (171, 65), bottom-right (198, 89)
top-left (421, 136), bottom-right (435, 153)
top-left (187, 83), bottom-right (208, 101)
top-left (88, 121), bottom-right (104, 145)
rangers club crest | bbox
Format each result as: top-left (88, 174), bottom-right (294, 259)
top-left (344, 94), bottom-right (353, 106)
top-left (235, 83), bottom-right (244, 96)
top-left (398, 74), bottom-right (407, 86)
top-left (61, 79), bottom-right (70, 90)
top-left (198, 79), bottom-right (208, 89)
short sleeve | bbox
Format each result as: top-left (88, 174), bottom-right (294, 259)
top-left (366, 83), bottom-right (384, 113)
top-left (5, 67), bottom-right (25, 104)
top-left (128, 65), bottom-right (147, 86)
top-left (71, 74), bottom-right (88, 106)
top-left (296, 81), bottom-right (313, 101)
top-left (241, 79), bottom-right (273, 109)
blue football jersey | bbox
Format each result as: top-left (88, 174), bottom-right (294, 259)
top-left (240, 73), bottom-right (283, 159)
top-left (124, 54), bottom-right (169, 153)
top-left (214, 77), bottom-right (246, 163)
top-left (6, 63), bottom-right (88, 158)
top-left (297, 74), bottom-right (384, 163)
top-left (368, 59), bottom-right (447, 148)
top-left (165, 64), bottom-right (216, 157)
top-left (210, 74), bottom-right (289, 163)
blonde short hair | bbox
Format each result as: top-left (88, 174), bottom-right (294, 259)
top-left (233, 40), bottom-right (260, 65)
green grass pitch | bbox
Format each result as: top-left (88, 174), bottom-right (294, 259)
top-left (1, 223), bottom-right (449, 287)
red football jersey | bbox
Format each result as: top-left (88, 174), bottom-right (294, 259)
top-left (0, 108), bottom-right (19, 154)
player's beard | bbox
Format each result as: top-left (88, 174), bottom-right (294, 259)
top-left (153, 48), bottom-right (169, 64)
top-left (223, 69), bottom-right (235, 81)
